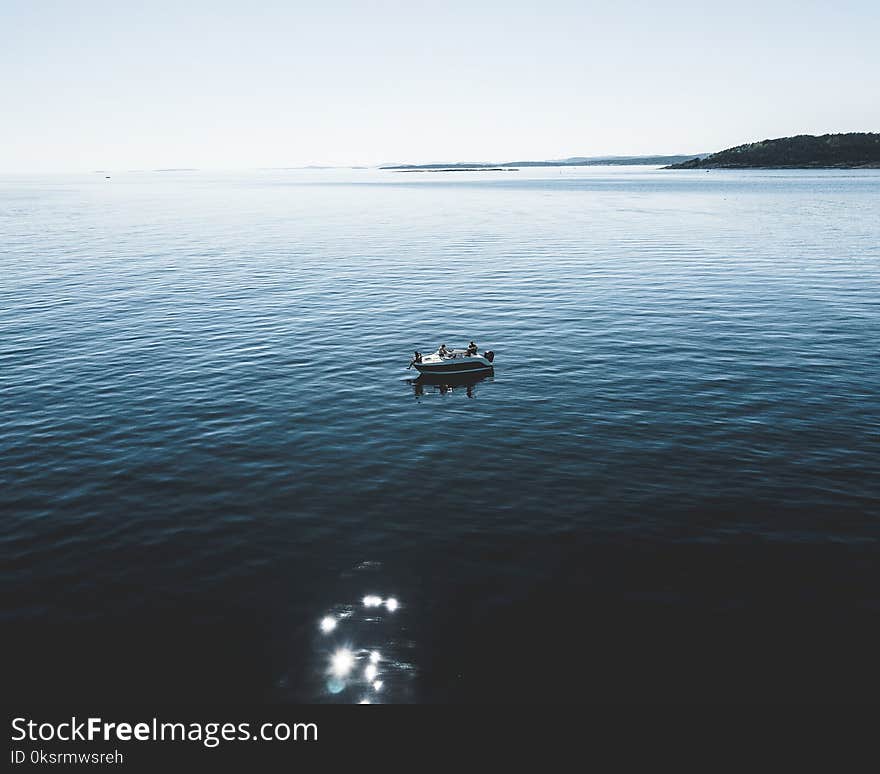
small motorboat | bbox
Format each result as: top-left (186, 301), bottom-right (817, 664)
top-left (409, 344), bottom-right (495, 375)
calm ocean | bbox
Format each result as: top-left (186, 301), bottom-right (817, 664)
top-left (2, 166), bottom-right (878, 701)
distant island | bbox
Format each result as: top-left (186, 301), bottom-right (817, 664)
top-left (383, 154), bottom-right (701, 171)
top-left (666, 133), bottom-right (880, 169)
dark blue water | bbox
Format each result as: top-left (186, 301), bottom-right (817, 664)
top-left (2, 167), bottom-right (879, 702)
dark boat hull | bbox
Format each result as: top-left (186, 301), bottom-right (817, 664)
top-left (414, 360), bottom-right (493, 375)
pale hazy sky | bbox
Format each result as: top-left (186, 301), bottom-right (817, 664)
top-left (2, 0), bottom-right (878, 172)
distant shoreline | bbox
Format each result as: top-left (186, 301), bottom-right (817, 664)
top-left (392, 167), bottom-right (518, 173)
top-left (670, 163), bottom-right (880, 170)
top-left (383, 154), bottom-right (701, 171)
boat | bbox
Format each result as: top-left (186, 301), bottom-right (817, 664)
top-left (409, 345), bottom-right (495, 375)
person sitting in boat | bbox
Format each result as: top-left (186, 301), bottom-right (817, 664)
top-left (438, 343), bottom-right (449, 357)
top-left (467, 341), bottom-right (478, 356)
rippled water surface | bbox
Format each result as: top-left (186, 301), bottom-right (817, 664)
top-left (2, 167), bottom-right (879, 701)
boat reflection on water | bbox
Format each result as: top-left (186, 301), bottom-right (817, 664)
top-left (307, 562), bottom-right (416, 703)
top-left (408, 371), bottom-right (494, 399)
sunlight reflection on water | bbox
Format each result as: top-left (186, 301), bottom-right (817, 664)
top-left (310, 563), bottom-right (415, 703)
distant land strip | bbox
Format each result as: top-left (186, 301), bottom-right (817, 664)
top-left (393, 167), bottom-right (518, 173)
top-left (666, 133), bottom-right (880, 169)
top-left (382, 155), bottom-right (701, 171)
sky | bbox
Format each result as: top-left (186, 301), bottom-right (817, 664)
top-left (1, 0), bottom-right (878, 172)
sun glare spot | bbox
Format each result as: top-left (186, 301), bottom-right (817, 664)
top-left (330, 648), bottom-right (355, 678)
top-left (319, 616), bottom-right (337, 634)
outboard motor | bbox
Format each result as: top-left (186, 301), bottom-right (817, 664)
top-left (484, 350), bottom-right (495, 363)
